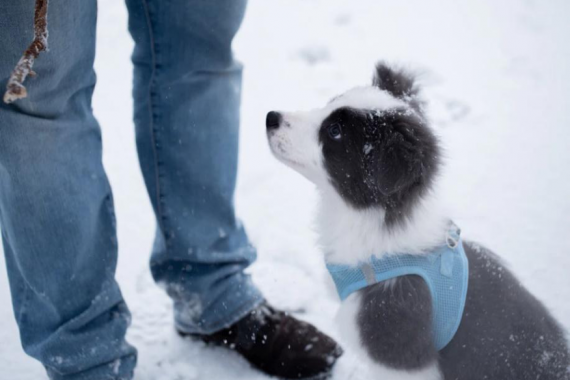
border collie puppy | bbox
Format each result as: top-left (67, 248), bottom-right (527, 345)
top-left (265, 63), bottom-right (570, 379)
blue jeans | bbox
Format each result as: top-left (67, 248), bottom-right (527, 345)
top-left (0, 1), bottom-right (262, 379)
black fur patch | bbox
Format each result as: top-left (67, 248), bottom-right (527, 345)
top-left (319, 106), bottom-right (440, 227)
top-left (358, 276), bottom-right (438, 370)
top-left (373, 62), bottom-right (423, 113)
top-left (439, 242), bottom-right (570, 379)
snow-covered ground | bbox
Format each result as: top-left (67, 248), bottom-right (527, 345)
top-left (1, 0), bottom-right (570, 379)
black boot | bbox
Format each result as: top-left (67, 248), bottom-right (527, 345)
top-left (179, 302), bottom-right (343, 379)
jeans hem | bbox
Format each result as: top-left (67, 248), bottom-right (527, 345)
top-left (175, 292), bottom-right (264, 335)
top-left (46, 354), bottom-right (137, 380)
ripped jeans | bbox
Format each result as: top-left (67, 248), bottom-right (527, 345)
top-left (0, 0), bottom-right (262, 379)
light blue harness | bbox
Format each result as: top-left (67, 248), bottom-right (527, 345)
top-left (326, 224), bottom-right (469, 351)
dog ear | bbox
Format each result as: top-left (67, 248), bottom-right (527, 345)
top-left (373, 130), bottom-right (424, 197)
top-left (372, 62), bottom-right (419, 101)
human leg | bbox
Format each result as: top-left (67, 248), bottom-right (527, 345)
top-left (0, 2), bottom-right (136, 379)
top-left (125, 0), bottom-right (262, 334)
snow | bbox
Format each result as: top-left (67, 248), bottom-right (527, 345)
top-left (1, 0), bottom-right (570, 379)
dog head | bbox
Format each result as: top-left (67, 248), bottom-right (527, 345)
top-left (266, 63), bottom-right (441, 227)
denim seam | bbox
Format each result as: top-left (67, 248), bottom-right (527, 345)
top-left (104, 181), bottom-right (119, 249)
top-left (139, 0), bottom-right (166, 234)
top-left (17, 274), bottom-right (31, 327)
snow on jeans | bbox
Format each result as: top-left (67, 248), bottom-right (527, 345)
top-left (0, 0), bottom-right (262, 379)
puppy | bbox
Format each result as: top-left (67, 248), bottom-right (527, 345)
top-left (265, 63), bottom-right (570, 379)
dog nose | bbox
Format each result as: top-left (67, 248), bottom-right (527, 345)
top-left (266, 111), bottom-right (282, 130)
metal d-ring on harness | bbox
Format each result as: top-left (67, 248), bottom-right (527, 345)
top-left (326, 222), bottom-right (469, 351)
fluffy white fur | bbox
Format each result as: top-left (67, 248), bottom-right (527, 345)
top-left (317, 183), bottom-right (448, 266)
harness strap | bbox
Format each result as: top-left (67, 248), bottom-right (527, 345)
top-left (326, 223), bottom-right (469, 351)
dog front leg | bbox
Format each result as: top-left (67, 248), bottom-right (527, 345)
top-left (336, 278), bottom-right (443, 380)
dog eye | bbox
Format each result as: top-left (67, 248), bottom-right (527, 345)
top-left (328, 124), bottom-right (342, 140)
